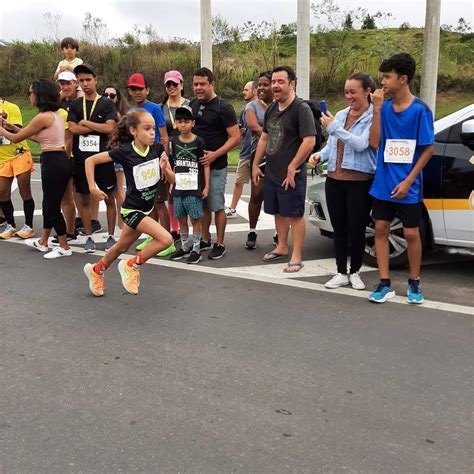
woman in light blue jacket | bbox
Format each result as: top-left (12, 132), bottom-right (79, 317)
top-left (309, 72), bottom-right (376, 291)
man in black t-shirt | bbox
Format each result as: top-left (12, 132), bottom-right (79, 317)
top-left (190, 67), bottom-right (240, 260)
top-left (252, 66), bottom-right (315, 273)
top-left (68, 64), bottom-right (118, 253)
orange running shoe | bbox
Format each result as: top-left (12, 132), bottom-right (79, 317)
top-left (118, 259), bottom-right (140, 295)
top-left (83, 263), bottom-right (105, 297)
top-left (16, 225), bottom-right (35, 239)
top-left (0, 224), bottom-right (17, 240)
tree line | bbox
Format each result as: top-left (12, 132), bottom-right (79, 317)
top-left (0, 4), bottom-right (472, 100)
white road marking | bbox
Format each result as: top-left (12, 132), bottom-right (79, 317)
top-left (3, 237), bottom-right (473, 316)
top-left (227, 258), bottom-right (373, 279)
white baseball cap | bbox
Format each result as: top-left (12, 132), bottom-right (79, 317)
top-left (57, 71), bottom-right (77, 82)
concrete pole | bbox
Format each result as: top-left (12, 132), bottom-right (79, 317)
top-left (296, 0), bottom-right (311, 99)
top-left (420, 0), bottom-right (441, 115)
top-left (200, 0), bottom-right (213, 69)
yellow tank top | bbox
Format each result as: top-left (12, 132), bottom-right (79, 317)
top-left (0, 100), bottom-right (31, 164)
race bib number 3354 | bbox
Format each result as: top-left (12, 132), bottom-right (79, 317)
top-left (133, 158), bottom-right (160, 190)
top-left (384, 139), bottom-right (416, 164)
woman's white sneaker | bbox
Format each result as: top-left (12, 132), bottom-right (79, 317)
top-left (26, 238), bottom-right (49, 253)
top-left (349, 272), bottom-right (365, 290)
top-left (43, 247), bottom-right (73, 259)
top-left (325, 273), bottom-right (349, 289)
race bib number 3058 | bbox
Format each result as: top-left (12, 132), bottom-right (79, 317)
top-left (79, 135), bottom-right (100, 152)
top-left (133, 158), bottom-right (160, 190)
top-left (384, 139), bottom-right (416, 164)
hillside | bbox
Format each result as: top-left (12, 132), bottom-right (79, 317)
top-left (0, 28), bottom-right (472, 101)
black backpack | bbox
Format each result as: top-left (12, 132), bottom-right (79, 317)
top-left (266, 97), bottom-right (325, 156)
top-left (300, 99), bottom-right (325, 153)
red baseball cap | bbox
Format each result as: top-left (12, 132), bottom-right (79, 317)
top-left (127, 73), bottom-right (146, 88)
top-left (164, 70), bottom-right (183, 84)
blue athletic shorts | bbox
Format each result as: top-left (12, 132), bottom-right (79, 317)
top-left (173, 195), bottom-right (204, 220)
top-left (263, 175), bottom-right (306, 218)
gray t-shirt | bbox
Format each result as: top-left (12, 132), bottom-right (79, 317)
top-left (245, 100), bottom-right (267, 155)
top-left (238, 107), bottom-right (252, 161)
top-left (263, 98), bottom-right (316, 185)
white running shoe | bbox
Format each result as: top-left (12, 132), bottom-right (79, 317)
top-left (26, 238), bottom-right (49, 253)
top-left (0, 224), bottom-right (17, 240)
top-left (225, 207), bottom-right (237, 218)
top-left (325, 273), bottom-right (350, 289)
top-left (349, 272), bottom-right (366, 290)
top-left (43, 247), bottom-right (73, 259)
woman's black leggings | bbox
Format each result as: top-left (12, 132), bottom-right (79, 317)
top-left (41, 151), bottom-right (73, 236)
top-left (325, 176), bottom-right (373, 274)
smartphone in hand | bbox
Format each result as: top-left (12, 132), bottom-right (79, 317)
top-left (319, 100), bottom-right (327, 114)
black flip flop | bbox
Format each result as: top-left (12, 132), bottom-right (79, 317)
top-left (262, 252), bottom-right (289, 262)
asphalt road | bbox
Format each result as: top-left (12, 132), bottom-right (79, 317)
top-left (1, 171), bottom-right (473, 473)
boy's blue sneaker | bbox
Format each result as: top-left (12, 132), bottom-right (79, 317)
top-left (368, 282), bottom-right (396, 303)
top-left (407, 280), bottom-right (424, 304)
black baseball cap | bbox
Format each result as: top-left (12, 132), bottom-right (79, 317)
top-left (175, 105), bottom-right (194, 120)
top-left (73, 64), bottom-right (96, 77)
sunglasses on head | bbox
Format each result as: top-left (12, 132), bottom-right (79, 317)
top-left (165, 81), bottom-right (179, 88)
top-left (103, 92), bottom-right (117, 99)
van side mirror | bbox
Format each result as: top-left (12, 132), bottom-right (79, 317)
top-left (460, 119), bottom-right (474, 150)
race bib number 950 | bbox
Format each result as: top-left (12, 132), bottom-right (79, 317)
top-left (79, 135), bottom-right (100, 152)
top-left (384, 139), bottom-right (416, 164)
top-left (133, 158), bottom-right (160, 190)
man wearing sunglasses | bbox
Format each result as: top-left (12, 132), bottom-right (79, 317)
top-left (190, 67), bottom-right (240, 260)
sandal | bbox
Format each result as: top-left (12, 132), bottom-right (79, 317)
top-left (283, 262), bottom-right (304, 273)
top-left (262, 251), bottom-right (289, 262)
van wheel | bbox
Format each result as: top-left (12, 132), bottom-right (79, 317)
top-left (363, 215), bottom-right (427, 269)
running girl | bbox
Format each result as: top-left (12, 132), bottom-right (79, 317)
top-left (83, 109), bottom-right (172, 296)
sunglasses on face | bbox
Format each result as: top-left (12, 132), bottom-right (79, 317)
top-left (165, 81), bottom-right (179, 88)
top-left (103, 92), bottom-right (117, 99)
top-left (27, 91), bottom-right (34, 97)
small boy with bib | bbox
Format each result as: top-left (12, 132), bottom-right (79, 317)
top-left (161, 106), bottom-right (209, 264)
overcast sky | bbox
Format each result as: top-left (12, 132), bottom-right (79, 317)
top-left (1, 0), bottom-right (472, 43)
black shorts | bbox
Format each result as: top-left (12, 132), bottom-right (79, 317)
top-left (371, 197), bottom-right (422, 228)
top-left (73, 159), bottom-right (117, 194)
top-left (154, 179), bottom-right (168, 203)
top-left (263, 175), bottom-right (306, 218)
top-left (121, 209), bottom-right (150, 230)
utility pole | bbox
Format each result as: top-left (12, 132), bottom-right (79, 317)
top-left (296, 0), bottom-right (310, 99)
top-left (200, 0), bottom-right (212, 69)
top-left (420, 0), bottom-right (441, 115)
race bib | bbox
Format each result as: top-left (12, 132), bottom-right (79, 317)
top-left (384, 139), bottom-right (416, 164)
top-left (133, 158), bottom-right (160, 191)
top-left (175, 172), bottom-right (198, 191)
top-left (79, 135), bottom-right (100, 152)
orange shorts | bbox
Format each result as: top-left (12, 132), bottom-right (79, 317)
top-left (0, 151), bottom-right (35, 178)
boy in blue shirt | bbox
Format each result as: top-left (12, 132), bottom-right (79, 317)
top-left (369, 53), bottom-right (434, 304)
